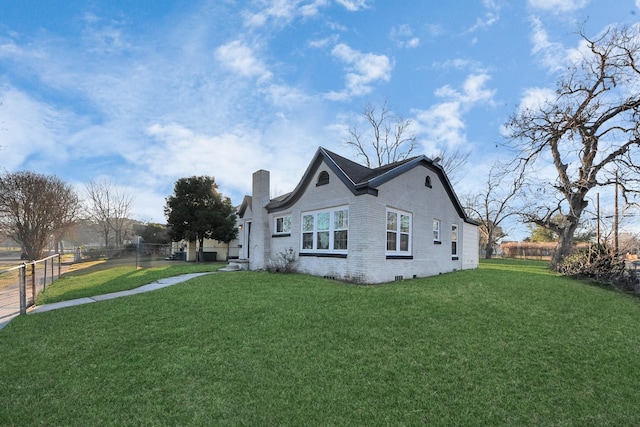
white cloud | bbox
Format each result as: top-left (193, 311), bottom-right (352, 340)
top-left (215, 40), bottom-right (273, 81)
top-left (528, 0), bottom-right (590, 13)
top-left (417, 101), bottom-right (467, 149)
top-left (335, 0), bottom-right (370, 12)
top-left (406, 38), bottom-right (420, 48)
top-left (263, 83), bottom-right (312, 108)
top-left (424, 23), bottom-right (444, 38)
top-left (81, 13), bottom-right (132, 55)
top-left (466, 0), bottom-right (501, 33)
top-left (325, 43), bottom-right (393, 100)
top-left (300, 0), bottom-right (331, 16)
top-left (415, 73), bottom-right (495, 150)
top-left (0, 38), bottom-right (45, 60)
top-left (529, 17), bottom-right (568, 72)
top-left (498, 86), bottom-right (556, 138)
top-left (433, 58), bottom-right (487, 74)
top-left (308, 34), bottom-right (340, 49)
top-left (0, 1), bottom-right (365, 227)
top-left (243, 0), bottom-right (298, 27)
top-left (0, 86), bottom-right (71, 169)
top-left (0, 7), bottom-right (324, 221)
top-left (142, 120), bottom-right (324, 206)
top-left (243, 0), bottom-right (330, 27)
top-left (390, 24), bottom-right (420, 48)
top-left (144, 123), bottom-right (266, 181)
top-left (435, 73), bottom-right (495, 105)
top-left (517, 87), bottom-right (556, 113)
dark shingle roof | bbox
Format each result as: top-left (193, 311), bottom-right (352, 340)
top-left (264, 146), bottom-right (474, 224)
top-left (322, 148), bottom-right (419, 184)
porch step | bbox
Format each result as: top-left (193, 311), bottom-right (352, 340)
top-left (219, 260), bottom-right (249, 272)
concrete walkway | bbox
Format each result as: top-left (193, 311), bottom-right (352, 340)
top-left (0, 272), bottom-right (214, 331)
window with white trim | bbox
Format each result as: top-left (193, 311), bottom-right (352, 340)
top-left (433, 219), bottom-right (441, 242)
top-left (301, 207), bottom-right (348, 253)
top-left (274, 215), bottom-right (292, 234)
top-left (386, 208), bottom-right (412, 255)
top-left (451, 224), bottom-right (459, 257)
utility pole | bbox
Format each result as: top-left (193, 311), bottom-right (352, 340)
top-left (614, 170), bottom-right (619, 257)
top-left (596, 192), bottom-right (600, 245)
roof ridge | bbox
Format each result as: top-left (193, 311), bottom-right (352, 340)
top-left (371, 155), bottom-right (420, 171)
top-left (320, 147), bottom-right (372, 185)
top-left (321, 148), bottom-right (429, 184)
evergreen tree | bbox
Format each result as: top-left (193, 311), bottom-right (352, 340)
top-left (164, 176), bottom-right (237, 262)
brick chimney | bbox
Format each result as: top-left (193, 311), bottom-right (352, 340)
top-left (250, 170), bottom-right (271, 269)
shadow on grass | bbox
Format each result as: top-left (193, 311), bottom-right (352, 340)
top-left (37, 258), bottom-right (224, 304)
top-left (479, 257), bottom-right (554, 276)
top-left (481, 258), bottom-right (640, 300)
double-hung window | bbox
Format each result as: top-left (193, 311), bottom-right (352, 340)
top-left (433, 219), bottom-right (441, 243)
top-left (301, 207), bottom-right (348, 254)
top-left (386, 208), bottom-right (412, 255)
top-left (451, 224), bottom-right (459, 258)
top-left (274, 215), bottom-right (292, 235)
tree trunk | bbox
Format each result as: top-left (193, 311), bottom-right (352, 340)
top-left (484, 242), bottom-right (493, 259)
top-left (483, 229), bottom-right (494, 259)
top-left (550, 220), bottom-right (579, 270)
top-left (198, 236), bottom-right (204, 263)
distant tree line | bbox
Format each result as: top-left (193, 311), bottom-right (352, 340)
top-left (0, 170), bottom-right (238, 263)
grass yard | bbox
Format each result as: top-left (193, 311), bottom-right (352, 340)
top-left (36, 259), bottom-right (225, 304)
top-left (1, 259), bottom-right (640, 426)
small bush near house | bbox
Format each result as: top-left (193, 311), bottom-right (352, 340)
top-left (559, 244), bottom-right (639, 292)
top-left (267, 248), bottom-right (299, 274)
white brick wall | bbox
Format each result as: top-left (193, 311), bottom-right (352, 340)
top-left (462, 222), bottom-right (479, 269)
top-left (248, 159), bottom-right (478, 283)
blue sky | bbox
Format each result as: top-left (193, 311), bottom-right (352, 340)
top-left (1, 0), bottom-right (639, 238)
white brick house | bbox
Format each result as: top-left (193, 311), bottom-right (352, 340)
top-left (236, 147), bottom-right (479, 284)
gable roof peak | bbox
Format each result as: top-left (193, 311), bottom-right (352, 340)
top-left (266, 146), bottom-right (470, 223)
top-left (320, 147), bottom-right (432, 184)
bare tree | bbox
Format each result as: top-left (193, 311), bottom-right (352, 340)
top-left (84, 179), bottom-right (134, 249)
top-left (463, 163), bottom-right (525, 259)
top-left (431, 148), bottom-right (471, 187)
top-left (0, 171), bottom-right (80, 259)
top-left (506, 25), bottom-right (640, 269)
top-left (345, 100), bottom-right (470, 182)
top-left (345, 99), bottom-right (418, 167)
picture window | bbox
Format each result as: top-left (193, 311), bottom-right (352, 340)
top-left (301, 207), bottom-right (348, 253)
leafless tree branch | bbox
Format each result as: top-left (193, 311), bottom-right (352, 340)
top-left (344, 99), bottom-right (418, 168)
top-left (505, 24), bottom-right (640, 269)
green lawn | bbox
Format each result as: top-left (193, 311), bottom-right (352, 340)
top-left (2, 259), bottom-right (640, 426)
top-left (36, 260), bottom-right (225, 304)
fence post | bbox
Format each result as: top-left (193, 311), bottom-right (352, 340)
top-left (43, 258), bottom-right (48, 290)
top-left (19, 263), bottom-right (26, 315)
top-left (30, 262), bottom-right (36, 306)
top-left (57, 254), bottom-right (61, 279)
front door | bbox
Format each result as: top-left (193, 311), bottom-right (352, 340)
top-left (245, 221), bottom-right (252, 259)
